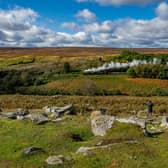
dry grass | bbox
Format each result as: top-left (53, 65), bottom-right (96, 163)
top-left (1, 47), bottom-right (168, 58)
top-left (127, 78), bottom-right (168, 88)
top-left (0, 95), bottom-right (168, 116)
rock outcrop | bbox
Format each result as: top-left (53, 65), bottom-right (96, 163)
top-left (161, 116), bottom-right (168, 128)
top-left (116, 117), bottom-right (146, 129)
top-left (91, 111), bottom-right (115, 136)
top-left (43, 104), bottom-right (74, 118)
top-left (26, 113), bottom-right (49, 125)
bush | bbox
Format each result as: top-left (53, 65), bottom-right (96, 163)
top-left (127, 67), bottom-right (137, 78)
top-left (64, 62), bottom-right (71, 73)
top-left (127, 64), bottom-right (168, 79)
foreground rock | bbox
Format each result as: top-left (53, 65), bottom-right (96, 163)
top-left (116, 117), bottom-right (146, 129)
top-left (161, 116), bottom-right (168, 128)
top-left (45, 155), bottom-right (73, 166)
top-left (91, 111), bottom-right (115, 136)
top-left (76, 140), bottom-right (138, 155)
top-left (0, 109), bottom-right (29, 120)
top-left (43, 104), bottom-right (74, 118)
top-left (26, 113), bottom-right (48, 125)
top-left (23, 146), bottom-right (44, 155)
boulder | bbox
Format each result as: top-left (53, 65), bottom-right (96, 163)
top-left (2, 112), bottom-right (17, 119)
top-left (90, 111), bottom-right (103, 120)
top-left (161, 116), bottom-right (168, 128)
top-left (0, 109), bottom-right (29, 120)
top-left (43, 106), bottom-right (60, 113)
top-left (16, 108), bottom-right (29, 116)
top-left (91, 113), bottom-right (115, 136)
top-left (116, 117), bottom-right (145, 129)
top-left (44, 104), bottom-right (74, 118)
top-left (26, 114), bottom-right (48, 125)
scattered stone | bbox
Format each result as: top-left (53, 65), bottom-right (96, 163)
top-left (43, 104), bottom-right (75, 118)
top-left (45, 155), bottom-right (73, 166)
top-left (16, 108), bottom-right (29, 116)
top-left (2, 112), bottom-right (17, 119)
top-left (51, 117), bottom-right (65, 123)
top-left (116, 117), bottom-right (146, 129)
top-left (0, 108), bottom-right (3, 112)
top-left (0, 109), bottom-right (29, 120)
top-left (45, 156), bottom-right (63, 165)
top-left (76, 140), bottom-right (138, 154)
top-left (91, 111), bottom-right (115, 136)
top-left (23, 146), bottom-right (44, 155)
top-left (27, 114), bottom-right (48, 125)
top-left (83, 150), bottom-right (94, 157)
top-left (17, 115), bottom-right (26, 120)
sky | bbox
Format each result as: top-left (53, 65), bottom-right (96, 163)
top-left (0, 0), bottom-right (168, 47)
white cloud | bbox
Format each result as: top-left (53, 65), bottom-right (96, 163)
top-left (61, 22), bottom-right (78, 30)
top-left (75, 9), bottom-right (97, 22)
top-left (156, 2), bottom-right (168, 19)
top-left (0, 7), bottom-right (38, 31)
top-left (1, 3), bottom-right (168, 48)
top-left (76, 0), bottom-right (163, 6)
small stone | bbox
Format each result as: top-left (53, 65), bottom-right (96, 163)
top-left (83, 150), bottom-right (94, 157)
top-left (23, 146), bottom-right (44, 155)
top-left (45, 156), bottom-right (63, 165)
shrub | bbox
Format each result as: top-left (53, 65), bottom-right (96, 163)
top-left (64, 62), bottom-right (71, 73)
top-left (127, 64), bottom-right (168, 79)
top-left (127, 67), bottom-right (137, 78)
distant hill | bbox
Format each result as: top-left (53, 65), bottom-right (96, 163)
top-left (1, 47), bottom-right (168, 58)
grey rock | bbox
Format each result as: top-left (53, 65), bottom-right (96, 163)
top-left (51, 117), bottom-right (65, 123)
top-left (76, 140), bottom-right (138, 154)
top-left (16, 108), bottom-right (29, 116)
top-left (1, 109), bottom-right (29, 120)
top-left (83, 150), bottom-right (94, 157)
top-left (161, 116), bottom-right (168, 128)
top-left (17, 115), bottom-right (26, 120)
top-left (23, 146), bottom-right (44, 155)
top-left (27, 114), bottom-right (48, 125)
top-left (43, 104), bottom-right (74, 118)
top-left (116, 117), bottom-right (145, 129)
top-left (91, 114), bottom-right (115, 136)
top-left (45, 155), bottom-right (72, 165)
top-left (45, 156), bottom-right (63, 165)
top-left (2, 112), bottom-right (17, 119)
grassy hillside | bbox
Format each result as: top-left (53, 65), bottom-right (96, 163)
top-left (0, 48), bottom-right (168, 168)
top-left (0, 95), bottom-right (168, 168)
